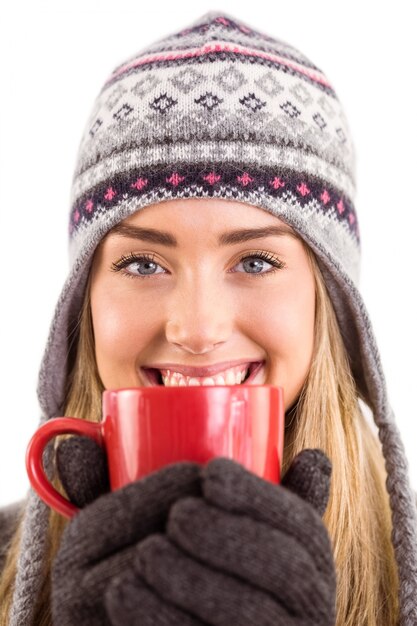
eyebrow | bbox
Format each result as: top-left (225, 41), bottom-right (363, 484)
top-left (109, 223), bottom-right (297, 246)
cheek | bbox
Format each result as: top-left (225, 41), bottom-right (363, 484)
top-left (90, 283), bottom-right (154, 372)
top-left (244, 277), bottom-right (315, 353)
top-left (279, 284), bottom-right (315, 348)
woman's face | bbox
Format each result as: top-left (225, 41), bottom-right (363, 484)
top-left (90, 198), bottom-right (316, 411)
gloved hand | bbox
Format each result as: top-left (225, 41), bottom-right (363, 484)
top-left (51, 457), bottom-right (202, 625)
top-left (53, 438), bottom-right (336, 626)
top-left (105, 449), bottom-right (336, 626)
top-left (55, 435), bottom-right (110, 507)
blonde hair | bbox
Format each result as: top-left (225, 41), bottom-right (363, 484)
top-left (0, 244), bottom-right (400, 625)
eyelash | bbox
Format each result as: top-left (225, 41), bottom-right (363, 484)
top-left (110, 250), bottom-right (286, 280)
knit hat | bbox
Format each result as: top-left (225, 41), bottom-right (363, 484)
top-left (10, 10), bottom-right (417, 624)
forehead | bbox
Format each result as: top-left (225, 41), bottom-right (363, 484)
top-left (106, 198), bottom-right (299, 246)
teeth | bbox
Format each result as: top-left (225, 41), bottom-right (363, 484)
top-left (225, 369), bottom-right (236, 385)
top-left (161, 364), bottom-right (249, 387)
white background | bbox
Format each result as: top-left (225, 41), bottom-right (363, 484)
top-left (0, 0), bottom-right (415, 507)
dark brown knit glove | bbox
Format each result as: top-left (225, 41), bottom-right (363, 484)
top-left (105, 449), bottom-right (336, 626)
top-left (55, 435), bottom-right (110, 507)
top-left (52, 443), bottom-right (336, 626)
top-left (51, 459), bottom-right (202, 625)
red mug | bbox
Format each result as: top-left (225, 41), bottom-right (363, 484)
top-left (26, 384), bottom-right (284, 519)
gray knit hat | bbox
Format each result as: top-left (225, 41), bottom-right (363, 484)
top-left (10, 10), bottom-right (417, 624)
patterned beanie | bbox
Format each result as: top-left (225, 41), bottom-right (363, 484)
top-left (10, 10), bottom-right (417, 624)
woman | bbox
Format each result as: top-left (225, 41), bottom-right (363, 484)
top-left (1, 10), bottom-right (416, 625)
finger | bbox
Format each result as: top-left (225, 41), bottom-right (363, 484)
top-left (52, 533), bottom-right (141, 612)
top-left (105, 569), bottom-right (204, 626)
top-left (201, 457), bottom-right (329, 561)
top-left (167, 497), bottom-right (335, 620)
top-left (55, 461), bottom-right (202, 569)
top-left (281, 449), bottom-right (332, 516)
top-left (56, 435), bottom-right (110, 507)
top-left (133, 534), bottom-right (300, 626)
top-left (78, 546), bottom-right (139, 602)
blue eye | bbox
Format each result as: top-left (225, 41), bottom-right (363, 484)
top-left (232, 252), bottom-right (285, 277)
top-left (111, 251), bottom-right (285, 279)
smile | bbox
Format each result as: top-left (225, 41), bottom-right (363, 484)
top-left (142, 361), bottom-right (265, 387)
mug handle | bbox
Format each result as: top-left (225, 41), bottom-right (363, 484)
top-left (26, 417), bottom-right (103, 519)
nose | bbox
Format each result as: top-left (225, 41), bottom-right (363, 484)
top-left (165, 279), bottom-right (232, 354)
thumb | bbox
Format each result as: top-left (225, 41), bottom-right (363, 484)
top-left (281, 448), bottom-right (332, 517)
top-left (56, 435), bottom-right (110, 508)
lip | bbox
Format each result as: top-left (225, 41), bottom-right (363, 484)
top-left (141, 358), bottom-right (263, 378)
top-left (141, 360), bottom-right (265, 385)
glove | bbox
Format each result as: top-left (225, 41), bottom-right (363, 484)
top-left (51, 457), bottom-right (202, 625)
top-left (104, 449), bottom-right (336, 626)
top-left (55, 435), bottom-right (110, 507)
top-left (54, 438), bottom-right (336, 625)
